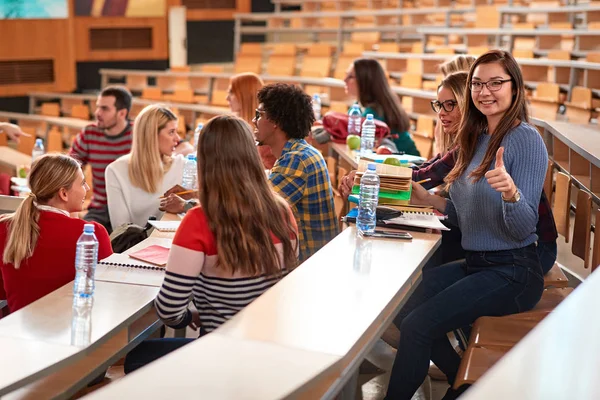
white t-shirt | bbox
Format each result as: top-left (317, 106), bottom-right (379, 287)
top-left (105, 154), bottom-right (185, 230)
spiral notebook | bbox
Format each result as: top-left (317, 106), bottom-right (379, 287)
top-left (96, 250), bottom-right (167, 287)
top-left (148, 220), bottom-right (181, 232)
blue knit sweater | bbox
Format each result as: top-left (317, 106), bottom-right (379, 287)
top-left (445, 122), bottom-right (548, 251)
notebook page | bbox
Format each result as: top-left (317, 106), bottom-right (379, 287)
top-left (96, 253), bottom-right (166, 287)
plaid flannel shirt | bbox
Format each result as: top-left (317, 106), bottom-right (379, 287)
top-left (412, 148), bottom-right (558, 243)
top-left (270, 139), bottom-right (339, 261)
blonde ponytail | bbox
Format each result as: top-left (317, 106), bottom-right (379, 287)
top-left (1, 154), bottom-right (80, 269)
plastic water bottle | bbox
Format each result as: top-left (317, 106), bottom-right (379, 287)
top-left (312, 94), bottom-right (322, 121)
top-left (360, 114), bottom-right (376, 157)
top-left (31, 138), bottom-right (45, 163)
top-left (357, 163), bottom-right (380, 235)
top-left (73, 224), bottom-right (99, 298)
top-left (348, 104), bottom-right (362, 136)
top-left (182, 154), bottom-right (197, 190)
top-left (193, 123), bottom-right (203, 152)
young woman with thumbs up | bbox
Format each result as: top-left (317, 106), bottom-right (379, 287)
top-left (385, 50), bottom-right (548, 400)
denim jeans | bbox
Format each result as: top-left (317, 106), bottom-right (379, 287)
top-left (537, 240), bottom-right (557, 275)
top-left (385, 244), bottom-right (544, 400)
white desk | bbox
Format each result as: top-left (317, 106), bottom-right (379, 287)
top-left (462, 269), bottom-right (600, 400)
top-left (0, 337), bottom-right (81, 397)
top-left (83, 333), bottom-right (343, 400)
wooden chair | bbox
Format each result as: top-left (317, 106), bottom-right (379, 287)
top-left (300, 57), bottom-right (332, 78)
top-left (565, 87), bottom-right (593, 124)
top-left (71, 104), bottom-right (91, 120)
top-left (415, 116), bottom-right (435, 139)
top-left (163, 89), bottom-right (197, 104)
top-left (199, 64), bottom-right (224, 73)
top-left (141, 87), bottom-right (163, 101)
top-left (0, 132), bottom-right (7, 147)
top-left (266, 44), bottom-right (297, 76)
top-left (46, 127), bottom-right (63, 153)
top-left (156, 76), bottom-right (176, 92)
top-left (234, 55), bottom-right (262, 74)
top-left (16, 132), bottom-right (36, 156)
top-left (572, 188), bottom-right (592, 268)
top-left (41, 103), bottom-right (60, 117)
top-left (412, 133), bottom-right (434, 159)
top-left (553, 172), bottom-right (571, 242)
top-left (60, 98), bottom-right (84, 115)
top-left (210, 90), bottom-right (229, 107)
top-left (400, 73), bottom-right (423, 89)
top-left (513, 49), bottom-right (535, 58)
top-left (530, 83), bottom-right (560, 120)
top-left (126, 75), bottom-right (147, 92)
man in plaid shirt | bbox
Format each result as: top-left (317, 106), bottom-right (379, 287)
top-left (340, 148), bottom-right (558, 273)
top-left (254, 83), bottom-right (338, 262)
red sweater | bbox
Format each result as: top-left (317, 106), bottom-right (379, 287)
top-left (0, 211), bottom-right (113, 312)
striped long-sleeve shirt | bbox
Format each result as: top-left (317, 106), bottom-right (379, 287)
top-left (68, 123), bottom-right (132, 209)
top-left (155, 206), bottom-right (298, 333)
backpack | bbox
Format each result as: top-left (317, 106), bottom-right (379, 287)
top-left (109, 217), bottom-right (156, 253)
top-left (322, 111), bottom-right (390, 144)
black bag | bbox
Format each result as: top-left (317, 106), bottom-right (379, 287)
top-left (109, 217), bottom-right (156, 253)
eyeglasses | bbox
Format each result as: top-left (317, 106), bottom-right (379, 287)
top-left (470, 79), bottom-right (512, 92)
top-left (254, 109), bottom-right (265, 121)
top-left (430, 100), bottom-right (458, 113)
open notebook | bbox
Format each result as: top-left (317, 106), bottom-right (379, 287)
top-left (96, 252), bottom-right (166, 287)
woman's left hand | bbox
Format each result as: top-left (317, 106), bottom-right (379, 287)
top-left (485, 147), bottom-right (517, 199)
top-left (159, 194), bottom-right (186, 213)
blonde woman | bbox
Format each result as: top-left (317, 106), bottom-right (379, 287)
top-left (105, 105), bottom-right (185, 229)
top-left (0, 154), bottom-right (112, 312)
top-left (226, 72), bottom-right (276, 169)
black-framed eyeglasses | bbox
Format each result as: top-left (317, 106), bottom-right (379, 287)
top-left (430, 100), bottom-right (458, 113)
top-left (254, 109), bottom-right (265, 121)
top-left (470, 79), bottom-right (512, 92)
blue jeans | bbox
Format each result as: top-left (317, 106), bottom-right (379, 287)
top-left (537, 240), bottom-right (557, 275)
top-left (385, 244), bottom-right (544, 400)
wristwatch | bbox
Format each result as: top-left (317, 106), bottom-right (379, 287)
top-left (183, 199), bottom-right (199, 212)
top-left (502, 189), bottom-right (521, 203)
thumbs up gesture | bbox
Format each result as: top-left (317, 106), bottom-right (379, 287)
top-left (484, 147), bottom-right (517, 200)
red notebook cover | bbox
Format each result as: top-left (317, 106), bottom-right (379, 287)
top-left (128, 245), bottom-right (170, 267)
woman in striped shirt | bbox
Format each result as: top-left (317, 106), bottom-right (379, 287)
top-left (124, 115), bottom-right (298, 373)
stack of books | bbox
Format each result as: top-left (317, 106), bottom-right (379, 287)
top-left (351, 159), bottom-right (413, 205)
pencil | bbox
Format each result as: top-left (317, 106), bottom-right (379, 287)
top-left (415, 178), bottom-right (432, 185)
top-left (159, 189), bottom-right (196, 199)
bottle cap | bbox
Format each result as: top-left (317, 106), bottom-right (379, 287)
top-left (186, 154), bottom-right (196, 160)
top-left (313, 94), bottom-right (320, 99)
top-left (366, 114), bottom-right (374, 120)
top-left (83, 224), bottom-right (95, 234)
top-left (35, 138), bottom-right (43, 145)
top-left (367, 163), bottom-right (377, 171)
top-left (196, 123), bottom-right (203, 130)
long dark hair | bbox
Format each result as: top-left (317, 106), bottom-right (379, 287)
top-left (445, 50), bottom-right (529, 185)
top-left (353, 58), bottom-right (410, 133)
top-left (197, 115), bottom-right (298, 275)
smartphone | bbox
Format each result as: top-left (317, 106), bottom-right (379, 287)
top-left (364, 230), bottom-right (413, 240)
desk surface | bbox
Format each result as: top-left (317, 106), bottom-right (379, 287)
top-left (0, 111), bottom-right (88, 130)
top-left (0, 337), bottom-right (82, 397)
top-left (83, 333), bottom-right (342, 400)
top-left (217, 226), bottom-right (440, 356)
top-left (462, 270), bottom-right (600, 400)
top-left (0, 281), bottom-right (158, 348)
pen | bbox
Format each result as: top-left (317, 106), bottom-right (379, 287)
top-left (415, 178), bottom-right (432, 184)
top-left (160, 189), bottom-right (196, 199)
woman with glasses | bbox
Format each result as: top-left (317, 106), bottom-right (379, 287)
top-left (384, 50), bottom-right (547, 400)
top-left (343, 58), bottom-right (419, 156)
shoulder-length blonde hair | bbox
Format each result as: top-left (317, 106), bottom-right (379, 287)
top-left (1, 154), bottom-right (81, 269)
top-left (129, 105), bottom-right (178, 193)
top-left (437, 71), bottom-right (469, 153)
top-left (229, 73), bottom-right (264, 124)
top-left (439, 55), bottom-right (476, 76)
top-left (197, 115), bottom-right (298, 276)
